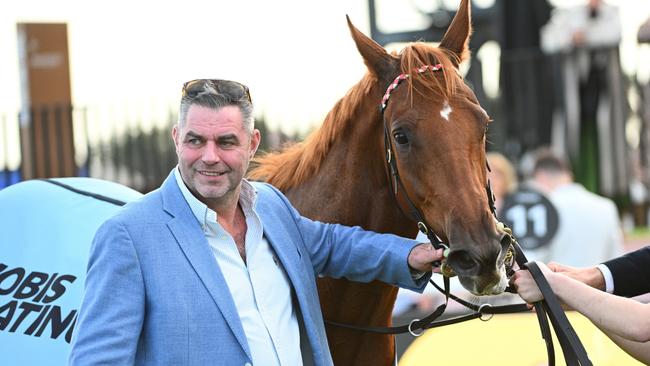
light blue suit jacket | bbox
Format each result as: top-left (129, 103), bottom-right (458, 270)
top-left (69, 172), bottom-right (428, 365)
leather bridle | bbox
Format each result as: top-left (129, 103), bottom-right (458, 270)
top-left (380, 64), bottom-right (449, 254)
top-left (325, 65), bottom-right (593, 366)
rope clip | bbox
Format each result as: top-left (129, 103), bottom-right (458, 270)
top-left (408, 318), bottom-right (424, 337)
top-left (478, 303), bottom-right (494, 322)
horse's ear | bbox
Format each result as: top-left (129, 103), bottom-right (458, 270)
top-left (438, 0), bottom-right (472, 68)
top-left (347, 15), bottom-right (397, 79)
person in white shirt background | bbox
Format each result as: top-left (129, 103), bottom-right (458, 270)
top-left (527, 148), bottom-right (624, 267)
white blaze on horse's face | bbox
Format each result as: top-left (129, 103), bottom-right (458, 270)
top-left (440, 101), bottom-right (452, 121)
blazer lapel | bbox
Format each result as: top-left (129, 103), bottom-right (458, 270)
top-left (161, 174), bottom-right (252, 360)
top-left (254, 198), bottom-right (305, 289)
top-left (255, 197), bottom-right (320, 324)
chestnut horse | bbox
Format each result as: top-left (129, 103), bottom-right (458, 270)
top-left (249, 0), bottom-right (509, 364)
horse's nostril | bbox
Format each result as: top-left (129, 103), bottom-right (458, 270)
top-left (447, 250), bottom-right (480, 276)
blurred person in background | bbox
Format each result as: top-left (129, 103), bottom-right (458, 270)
top-left (487, 152), bottom-right (518, 216)
top-left (528, 149), bottom-right (624, 267)
top-left (638, 16), bottom-right (650, 43)
top-left (540, 0), bottom-right (627, 196)
top-left (498, 0), bottom-right (553, 154)
top-left (637, 15), bottom-right (650, 224)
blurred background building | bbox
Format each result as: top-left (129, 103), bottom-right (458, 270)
top-left (1, 0), bottom-right (649, 227)
top-left (2, 2), bottom-right (649, 362)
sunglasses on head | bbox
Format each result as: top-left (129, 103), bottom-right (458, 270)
top-left (181, 79), bottom-right (252, 104)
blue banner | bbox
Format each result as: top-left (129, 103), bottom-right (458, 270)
top-left (0, 178), bottom-right (142, 364)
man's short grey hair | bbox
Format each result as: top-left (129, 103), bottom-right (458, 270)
top-left (178, 80), bottom-right (254, 133)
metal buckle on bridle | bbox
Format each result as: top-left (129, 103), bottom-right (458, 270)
top-left (478, 303), bottom-right (494, 322)
top-left (408, 318), bottom-right (424, 337)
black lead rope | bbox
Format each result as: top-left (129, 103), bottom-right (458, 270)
top-left (512, 241), bottom-right (592, 366)
top-left (526, 264), bottom-right (592, 365)
top-left (325, 276), bottom-right (451, 335)
top-left (324, 274), bottom-right (531, 336)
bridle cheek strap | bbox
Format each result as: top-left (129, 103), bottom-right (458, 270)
top-left (380, 64), bottom-right (446, 251)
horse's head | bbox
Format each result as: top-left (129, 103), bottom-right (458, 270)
top-left (348, 0), bottom-right (509, 295)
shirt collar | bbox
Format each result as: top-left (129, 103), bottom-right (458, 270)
top-left (174, 167), bottom-right (258, 227)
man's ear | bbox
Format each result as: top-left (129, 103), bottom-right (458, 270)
top-left (250, 129), bottom-right (261, 157)
top-left (172, 125), bottom-right (180, 150)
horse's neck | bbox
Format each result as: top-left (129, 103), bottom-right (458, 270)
top-left (286, 107), bottom-right (415, 237)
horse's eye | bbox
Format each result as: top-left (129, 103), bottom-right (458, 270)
top-left (393, 132), bottom-right (409, 145)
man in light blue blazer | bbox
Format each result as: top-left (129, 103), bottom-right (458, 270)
top-left (69, 79), bottom-right (444, 366)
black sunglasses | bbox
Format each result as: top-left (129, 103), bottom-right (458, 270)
top-left (181, 79), bottom-right (252, 104)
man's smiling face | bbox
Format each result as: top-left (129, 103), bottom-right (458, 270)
top-left (173, 104), bottom-right (259, 208)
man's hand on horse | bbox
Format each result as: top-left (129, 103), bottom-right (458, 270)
top-left (408, 243), bottom-right (446, 273)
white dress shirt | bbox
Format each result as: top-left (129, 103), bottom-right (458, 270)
top-left (175, 169), bottom-right (302, 365)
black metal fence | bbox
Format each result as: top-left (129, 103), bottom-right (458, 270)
top-left (0, 111), bottom-right (24, 188)
top-left (0, 104), bottom-right (295, 192)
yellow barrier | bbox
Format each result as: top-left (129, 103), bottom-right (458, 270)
top-left (399, 311), bottom-right (644, 365)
